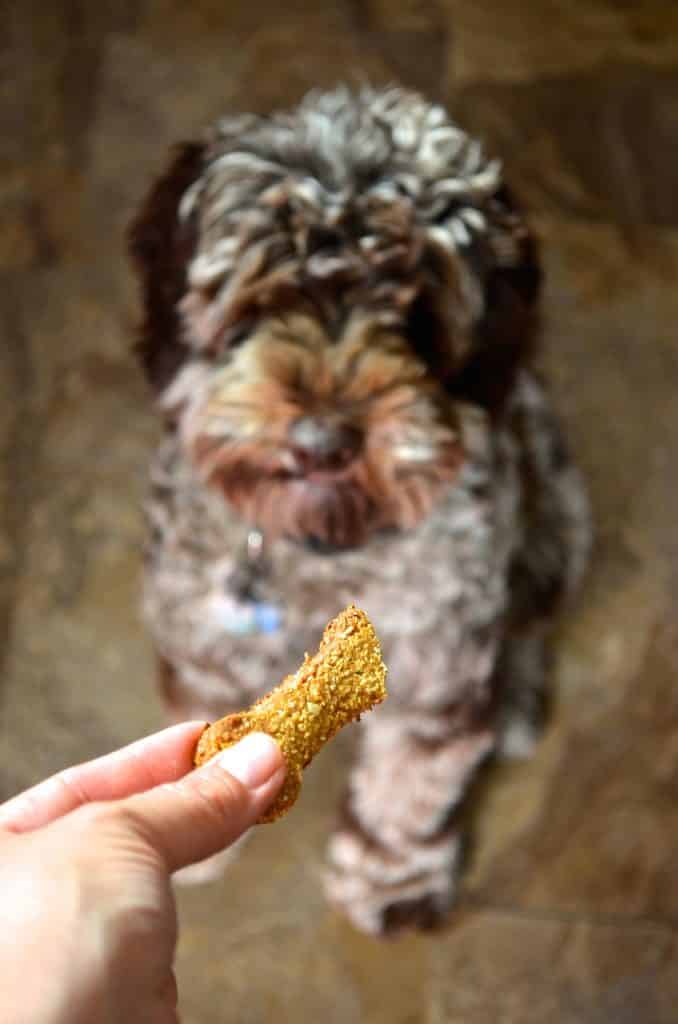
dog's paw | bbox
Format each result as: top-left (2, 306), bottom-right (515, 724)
top-left (324, 829), bottom-right (461, 936)
top-left (377, 892), bottom-right (450, 934)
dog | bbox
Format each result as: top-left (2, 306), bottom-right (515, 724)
top-left (128, 86), bottom-right (590, 936)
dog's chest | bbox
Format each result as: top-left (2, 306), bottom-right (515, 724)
top-left (144, 426), bottom-right (520, 700)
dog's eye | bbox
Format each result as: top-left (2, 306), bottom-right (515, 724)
top-left (306, 226), bottom-right (342, 254)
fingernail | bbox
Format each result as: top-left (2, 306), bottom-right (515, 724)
top-left (215, 733), bottom-right (282, 790)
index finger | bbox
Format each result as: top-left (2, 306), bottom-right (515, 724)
top-left (0, 720), bottom-right (207, 834)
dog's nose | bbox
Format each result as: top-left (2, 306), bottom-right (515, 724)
top-left (289, 415), bottom-right (362, 471)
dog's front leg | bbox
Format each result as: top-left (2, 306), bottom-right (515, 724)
top-left (324, 696), bottom-right (495, 936)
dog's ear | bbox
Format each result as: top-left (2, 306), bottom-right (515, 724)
top-left (449, 185), bottom-right (542, 416)
top-left (406, 185), bottom-right (540, 414)
top-left (127, 142), bottom-right (206, 393)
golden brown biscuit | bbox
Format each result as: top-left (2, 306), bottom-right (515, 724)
top-left (193, 604), bottom-right (387, 821)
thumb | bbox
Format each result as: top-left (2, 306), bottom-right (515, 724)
top-left (119, 732), bottom-right (285, 872)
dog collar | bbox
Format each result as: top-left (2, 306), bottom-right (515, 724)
top-left (223, 529), bottom-right (283, 636)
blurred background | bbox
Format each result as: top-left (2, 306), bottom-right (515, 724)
top-left (2, 2), bottom-right (678, 1021)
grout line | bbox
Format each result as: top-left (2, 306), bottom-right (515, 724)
top-left (458, 892), bottom-right (678, 933)
top-left (342, 0), bottom-right (451, 103)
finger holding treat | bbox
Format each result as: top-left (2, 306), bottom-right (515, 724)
top-left (194, 604), bottom-right (387, 821)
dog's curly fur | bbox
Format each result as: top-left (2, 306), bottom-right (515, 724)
top-left (128, 86), bottom-right (590, 936)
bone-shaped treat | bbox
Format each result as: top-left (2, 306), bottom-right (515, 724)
top-left (193, 604), bottom-right (387, 821)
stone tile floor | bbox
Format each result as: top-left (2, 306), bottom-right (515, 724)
top-left (1, 2), bottom-right (677, 1020)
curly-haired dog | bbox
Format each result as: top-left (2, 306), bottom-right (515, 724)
top-left (128, 86), bottom-right (590, 936)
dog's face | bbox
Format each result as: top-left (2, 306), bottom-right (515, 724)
top-left (177, 311), bottom-right (463, 548)
top-left (129, 88), bottom-right (539, 549)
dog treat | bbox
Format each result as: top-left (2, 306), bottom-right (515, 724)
top-left (193, 604), bottom-right (387, 821)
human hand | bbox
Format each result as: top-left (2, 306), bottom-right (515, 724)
top-left (0, 723), bottom-right (285, 1024)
